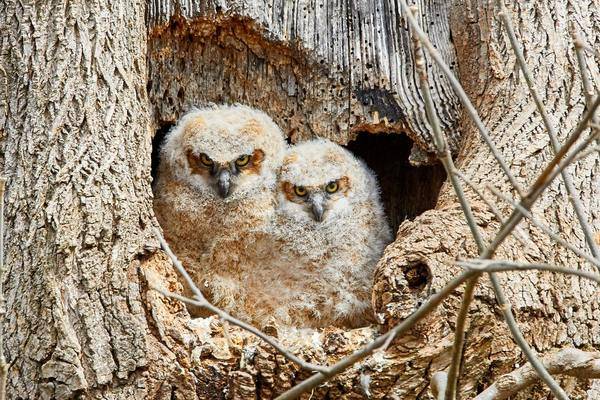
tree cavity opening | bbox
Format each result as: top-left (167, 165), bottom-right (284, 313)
top-left (151, 123), bottom-right (173, 183)
top-left (345, 132), bottom-right (446, 234)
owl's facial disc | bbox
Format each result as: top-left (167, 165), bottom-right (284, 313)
top-left (186, 149), bottom-right (265, 198)
top-left (283, 177), bottom-right (349, 222)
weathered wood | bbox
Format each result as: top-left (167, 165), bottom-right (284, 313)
top-left (147, 0), bottom-right (462, 162)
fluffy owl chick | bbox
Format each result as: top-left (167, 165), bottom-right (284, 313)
top-left (153, 104), bottom-right (287, 317)
top-left (270, 138), bottom-right (393, 328)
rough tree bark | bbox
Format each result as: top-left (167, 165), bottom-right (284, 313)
top-left (0, 0), bottom-right (598, 400)
top-left (373, 0), bottom-right (600, 398)
top-left (0, 1), bottom-right (156, 398)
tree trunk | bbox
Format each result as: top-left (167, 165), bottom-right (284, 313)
top-left (373, 0), bottom-right (600, 397)
top-left (1, 0), bottom-right (598, 399)
top-left (0, 1), bottom-right (156, 398)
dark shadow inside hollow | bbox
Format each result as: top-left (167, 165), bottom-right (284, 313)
top-left (345, 132), bottom-right (447, 234)
top-left (403, 262), bottom-right (432, 292)
top-left (151, 123), bottom-right (174, 184)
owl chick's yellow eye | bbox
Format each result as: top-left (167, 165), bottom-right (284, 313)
top-left (235, 154), bottom-right (250, 167)
top-left (325, 181), bottom-right (339, 193)
top-left (294, 185), bottom-right (307, 197)
top-left (199, 153), bottom-right (214, 167)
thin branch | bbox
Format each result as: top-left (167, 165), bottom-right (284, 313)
top-left (473, 348), bottom-right (600, 400)
top-left (154, 228), bottom-right (207, 303)
top-left (153, 287), bottom-right (330, 374)
top-left (569, 144), bottom-right (599, 165)
top-left (466, 260), bottom-right (600, 400)
top-left (153, 229), bottom-right (331, 374)
top-left (487, 273), bottom-right (569, 400)
top-left (274, 270), bottom-right (478, 400)
top-left (487, 186), bottom-right (600, 269)
top-left (485, 94), bottom-right (599, 257)
top-left (459, 260), bottom-right (600, 285)
top-left (571, 25), bottom-right (599, 120)
top-left (0, 178), bottom-right (6, 400)
top-left (445, 277), bottom-right (476, 399)
top-left (496, 0), bottom-right (599, 259)
top-left (397, 0), bottom-right (525, 197)
top-left (408, 9), bottom-right (486, 398)
top-left (453, 170), bottom-right (530, 246)
top-left (376, 329), bottom-right (397, 353)
top-left (409, 5), bottom-right (485, 253)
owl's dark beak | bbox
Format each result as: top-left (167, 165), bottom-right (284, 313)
top-left (308, 194), bottom-right (326, 222)
top-left (216, 169), bottom-right (231, 198)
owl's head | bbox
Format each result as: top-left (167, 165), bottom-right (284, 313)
top-left (161, 104), bottom-right (286, 201)
top-left (278, 139), bottom-right (377, 223)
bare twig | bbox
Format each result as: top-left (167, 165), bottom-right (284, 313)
top-left (453, 170), bottom-right (529, 246)
top-left (473, 348), bottom-right (600, 400)
top-left (496, 0), bottom-right (600, 259)
top-left (0, 178), bottom-right (7, 400)
top-left (485, 94), bottom-right (599, 257)
top-left (153, 229), bottom-right (330, 374)
top-left (487, 186), bottom-right (600, 269)
top-left (569, 144), bottom-right (599, 165)
top-left (487, 275), bottom-right (569, 400)
top-left (153, 287), bottom-right (330, 374)
top-left (408, 9), bottom-right (486, 398)
top-left (466, 260), bottom-right (600, 400)
top-left (397, 0), bottom-right (525, 197)
top-left (459, 260), bottom-right (600, 285)
top-left (154, 228), bottom-right (207, 302)
top-left (409, 6), bottom-right (485, 253)
top-left (572, 25), bottom-right (599, 122)
top-left (376, 329), bottom-right (397, 353)
top-left (274, 270), bottom-right (479, 400)
top-left (445, 277), bottom-right (476, 399)
top-left (477, 121), bottom-right (600, 400)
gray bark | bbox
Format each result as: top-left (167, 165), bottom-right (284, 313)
top-left (0, 0), bottom-right (598, 399)
top-left (0, 1), bottom-right (154, 398)
top-left (374, 0), bottom-right (600, 397)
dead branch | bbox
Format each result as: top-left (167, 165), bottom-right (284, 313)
top-left (407, 7), bottom-right (486, 399)
top-left (459, 260), bottom-right (600, 285)
top-left (274, 270), bottom-right (478, 400)
top-left (473, 349), bottom-right (600, 400)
